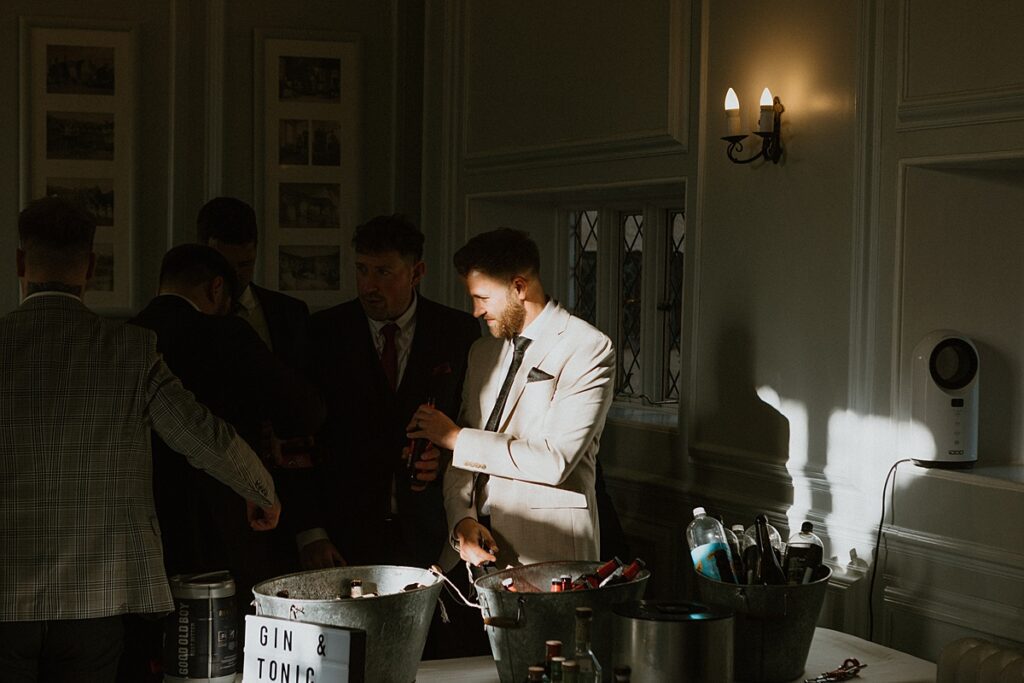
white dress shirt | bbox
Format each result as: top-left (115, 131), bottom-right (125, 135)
top-left (365, 292), bottom-right (418, 389)
top-left (236, 285), bottom-right (273, 351)
top-left (478, 299), bottom-right (556, 514)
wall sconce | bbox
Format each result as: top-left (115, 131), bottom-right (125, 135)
top-left (722, 87), bottom-right (784, 165)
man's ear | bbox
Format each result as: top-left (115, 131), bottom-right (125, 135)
top-left (511, 275), bottom-right (529, 300)
top-left (207, 275), bottom-right (225, 305)
top-left (411, 260), bottom-right (426, 288)
top-left (16, 249), bottom-right (25, 278)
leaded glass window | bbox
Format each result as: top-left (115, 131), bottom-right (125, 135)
top-left (568, 210), bottom-right (598, 326)
top-left (618, 212), bottom-right (643, 395)
top-left (662, 209), bottom-right (685, 401)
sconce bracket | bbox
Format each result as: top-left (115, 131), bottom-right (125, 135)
top-left (722, 96), bottom-right (784, 165)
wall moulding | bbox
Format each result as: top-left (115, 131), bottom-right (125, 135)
top-left (457, 0), bottom-right (690, 173)
top-left (883, 584), bottom-right (1024, 650)
top-left (896, 0), bottom-right (1024, 129)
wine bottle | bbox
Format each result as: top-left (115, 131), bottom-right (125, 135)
top-left (752, 514), bottom-right (787, 585)
top-left (572, 607), bottom-right (602, 683)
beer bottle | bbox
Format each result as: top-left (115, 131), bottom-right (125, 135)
top-left (570, 557), bottom-right (621, 590)
top-left (598, 558), bottom-right (646, 587)
top-left (572, 607), bottom-right (602, 683)
top-left (562, 660), bottom-right (580, 683)
top-left (544, 640), bottom-right (562, 675)
top-left (550, 656), bottom-right (566, 682)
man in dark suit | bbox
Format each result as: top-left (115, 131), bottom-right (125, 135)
top-left (197, 197), bottom-right (310, 369)
top-left (0, 198), bottom-right (280, 682)
top-left (121, 244), bottom-right (325, 680)
top-left (131, 244), bottom-right (324, 581)
top-left (197, 197), bottom-right (319, 568)
top-left (302, 215), bottom-right (480, 572)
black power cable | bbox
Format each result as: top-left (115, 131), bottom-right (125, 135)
top-left (867, 458), bottom-right (913, 642)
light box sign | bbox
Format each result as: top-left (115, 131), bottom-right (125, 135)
top-left (243, 615), bottom-right (365, 682)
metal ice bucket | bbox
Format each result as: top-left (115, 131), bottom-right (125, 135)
top-left (252, 565), bottom-right (442, 683)
top-left (697, 566), bottom-right (832, 683)
top-left (474, 561), bottom-right (650, 683)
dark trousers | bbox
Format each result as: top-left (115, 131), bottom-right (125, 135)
top-left (0, 616), bottom-right (123, 683)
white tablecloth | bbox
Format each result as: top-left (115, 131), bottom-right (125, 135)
top-left (414, 627), bottom-right (937, 682)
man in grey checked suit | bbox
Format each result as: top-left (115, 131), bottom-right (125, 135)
top-left (0, 197), bottom-right (281, 681)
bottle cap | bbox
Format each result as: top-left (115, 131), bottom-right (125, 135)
top-left (563, 660), bottom-right (579, 670)
top-left (575, 606), bottom-right (593, 618)
top-left (692, 506), bottom-right (706, 516)
top-left (801, 521), bottom-right (814, 533)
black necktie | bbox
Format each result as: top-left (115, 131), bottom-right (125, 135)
top-left (484, 336), bottom-right (532, 432)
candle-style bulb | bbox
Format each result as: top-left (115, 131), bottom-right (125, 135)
top-left (725, 87), bottom-right (739, 112)
top-left (758, 88), bottom-right (775, 132)
top-left (724, 88), bottom-right (741, 136)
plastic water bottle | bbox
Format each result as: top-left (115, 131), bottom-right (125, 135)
top-left (783, 521), bottom-right (824, 584)
top-left (686, 507), bottom-right (737, 583)
top-left (720, 521), bottom-right (745, 583)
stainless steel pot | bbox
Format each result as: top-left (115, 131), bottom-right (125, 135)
top-left (612, 600), bottom-right (734, 682)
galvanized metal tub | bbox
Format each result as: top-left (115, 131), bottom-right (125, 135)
top-left (475, 561), bottom-right (650, 683)
top-left (252, 565), bottom-right (442, 683)
top-left (696, 566), bottom-right (832, 683)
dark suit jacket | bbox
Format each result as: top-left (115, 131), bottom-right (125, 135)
top-left (250, 284), bottom-right (310, 370)
top-left (130, 295), bottom-right (324, 585)
top-left (309, 295), bottom-right (480, 567)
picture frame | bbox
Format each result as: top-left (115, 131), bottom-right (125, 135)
top-left (20, 20), bottom-right (136, 314)
top-left (255, 31), bottom-right (361, 309)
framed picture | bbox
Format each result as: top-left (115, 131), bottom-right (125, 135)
top-left (255, 31), bottom-right (361, 308)
top-left (21, 20), bottom-right (135, 314)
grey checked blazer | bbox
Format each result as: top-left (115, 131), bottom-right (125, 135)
top-left (0, 295), bottom-right (276, 621)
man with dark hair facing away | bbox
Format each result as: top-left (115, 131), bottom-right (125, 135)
top-left (0, 197), bottom-right (280, 682)
top-left (410, 227), bottom-right (616, 568)
top-left (123, 244), bottom-right (324, 677)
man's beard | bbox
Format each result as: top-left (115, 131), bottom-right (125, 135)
top-left (497, 294), bottom-right (526, 339)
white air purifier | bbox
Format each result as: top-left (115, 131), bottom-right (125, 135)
top-left (908, 330), bottom-right (979, 468)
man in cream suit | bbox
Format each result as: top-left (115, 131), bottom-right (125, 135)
top-left (409, 228), bottom-right (614, 567)
top-left (0, 198), bottom-right (280, 681)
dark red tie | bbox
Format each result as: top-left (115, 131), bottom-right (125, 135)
top-left (380, 322), bottom-right (400, 391)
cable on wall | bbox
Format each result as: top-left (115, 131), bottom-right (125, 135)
top-left (867, 458), bottom-right (912, 642)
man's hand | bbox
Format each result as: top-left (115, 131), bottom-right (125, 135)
top-left (247, 497), bottom-right (282, 531)
top-left (407, 404), bottom-right (460, 452)
top-left (454, 517), bottom-right (498, 566)
top-left (300, 538), bottom-right (346, 570)
top-left (404, 443), bottom-right (441, 492)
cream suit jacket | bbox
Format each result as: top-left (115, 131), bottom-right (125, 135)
top-left (443, 301), bottom-right (614, 567)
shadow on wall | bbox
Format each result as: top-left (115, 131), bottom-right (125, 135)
top-left (697, 324), bottom-right (791, 464)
